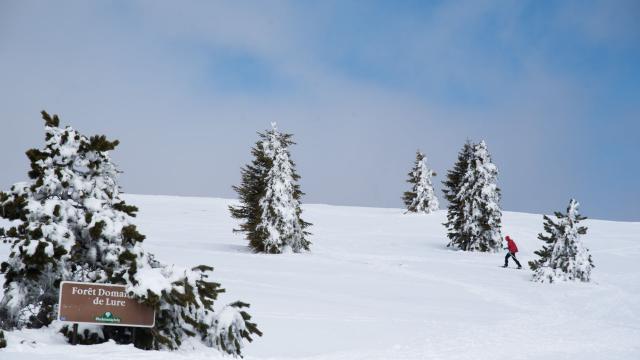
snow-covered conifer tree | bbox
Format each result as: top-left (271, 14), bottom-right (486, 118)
top-left (230, 123), bottom-right (311, 254)
top-left (403, 151), bottom-right (439, 214)
top-left (228, 130), bottom-right (271, 252)
top-left (442, 141), bottom-right (473, 246)
top-left (257, 123), bottom-right (311, 253)
top-left (529, 199), bottom-right (593, 283)
top-left (443, 140), bottom-right (502, 252)
top-left (0, 111), bottom-right (261, 356)
top-left (0, 111), bottom-right (80, 329)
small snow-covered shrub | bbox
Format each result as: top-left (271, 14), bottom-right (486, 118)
top-left (212, 301), bottom-right (261, 355)
top-left (59, 323), bottom-right (105, 345)
top-left (0, 329), bottom-right (6, 348)
top-left (529, 199), bottom-right (594, 283)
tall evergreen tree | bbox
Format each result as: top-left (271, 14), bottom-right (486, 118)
top-left (0, 111), bottom-right (81, 329)
top-left (403, 151), bottom-right (439, 214)
top-left (0, 111), bottom-right (260, 355)
top-left (228, 129), bottom-right (271, 252)
top-left (529, 199), bottom-right (593, 283)
top-left (442, 140), bottom-right (473, 248)
top-left (230, 123), bottom-right (310, 253)
top-left (442, 140), bottom-right (502, 252)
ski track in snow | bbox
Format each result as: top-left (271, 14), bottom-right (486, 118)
top-left (1, 194), bottom-right (639, 359)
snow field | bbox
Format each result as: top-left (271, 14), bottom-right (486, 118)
top-left (1, 194), bottom-right (639, 359)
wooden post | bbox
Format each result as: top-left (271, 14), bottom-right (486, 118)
top-left (71, 323), bottom-right (78, 345)
top-left (131, 327), bottom-right (137, 345)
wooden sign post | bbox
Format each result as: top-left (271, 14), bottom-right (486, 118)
top-left (58, 281), bottom-right (155, 344)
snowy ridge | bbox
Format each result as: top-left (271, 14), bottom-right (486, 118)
top-left (1, 194), bottom-right (639, 359)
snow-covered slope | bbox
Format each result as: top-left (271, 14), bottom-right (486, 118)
top-left (1, 194), bottom-right (639, 359)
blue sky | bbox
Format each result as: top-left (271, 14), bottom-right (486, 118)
top-left (0, 0), bottom-right (638, 220)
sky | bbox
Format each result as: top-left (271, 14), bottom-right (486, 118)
top-left (0, 0), bottom-right (638, 221)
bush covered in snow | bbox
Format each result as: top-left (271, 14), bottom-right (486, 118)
top-left (230, 123), bottom-right (311, 253)
top-left (529, 199), bottom-right (594, 283)
top-left (0, 111), bottom-right (261, 356)
top-left (403, 151), bottom-right (439, 214)
top-left (443, 140), bottom-right (502, 252)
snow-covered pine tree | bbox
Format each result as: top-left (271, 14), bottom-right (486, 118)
top-left (0, 111), bottom-right (261, 356)
top-left (529, 199), bottom-right (593, 283)
top-left (257, 123), bottom-right (311, 253)
top-left (403, 151), bottom-right (439, 214)
top-left (443, 140), bottom-right (502, 252)
top-left (229, 129), bottom-right (271, 252)
top-left (442, 140), bottom-right (473, 248)
top-left (0, 329), bottom-right (6, 348)
top-left (0, 111), bottom-right (79, 330)
top-left (230, 123), bottom-right (311, 254)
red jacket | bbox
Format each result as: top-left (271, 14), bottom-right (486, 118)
top-left (506, 238), bottom-right (518, 253)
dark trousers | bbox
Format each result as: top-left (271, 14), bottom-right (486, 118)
top-left (504, 252), bottom-right (522, 267)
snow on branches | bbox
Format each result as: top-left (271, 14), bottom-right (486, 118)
top-left (0, 111), bottom-right (260, 356)
top-left (403, 151), bottom-right (439, 214)
top-left (230, 123), bottom-right (311, 254)
top-left (443, 140), bottom-right (502, 252)
top-left (530, 199), bottom-right (594, 283)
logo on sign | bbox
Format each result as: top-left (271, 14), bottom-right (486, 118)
top-left (95, 311), bottom-right (121, 324)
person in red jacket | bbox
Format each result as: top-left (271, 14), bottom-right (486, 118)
top-left (503, 235), bottom-right (522, 269)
